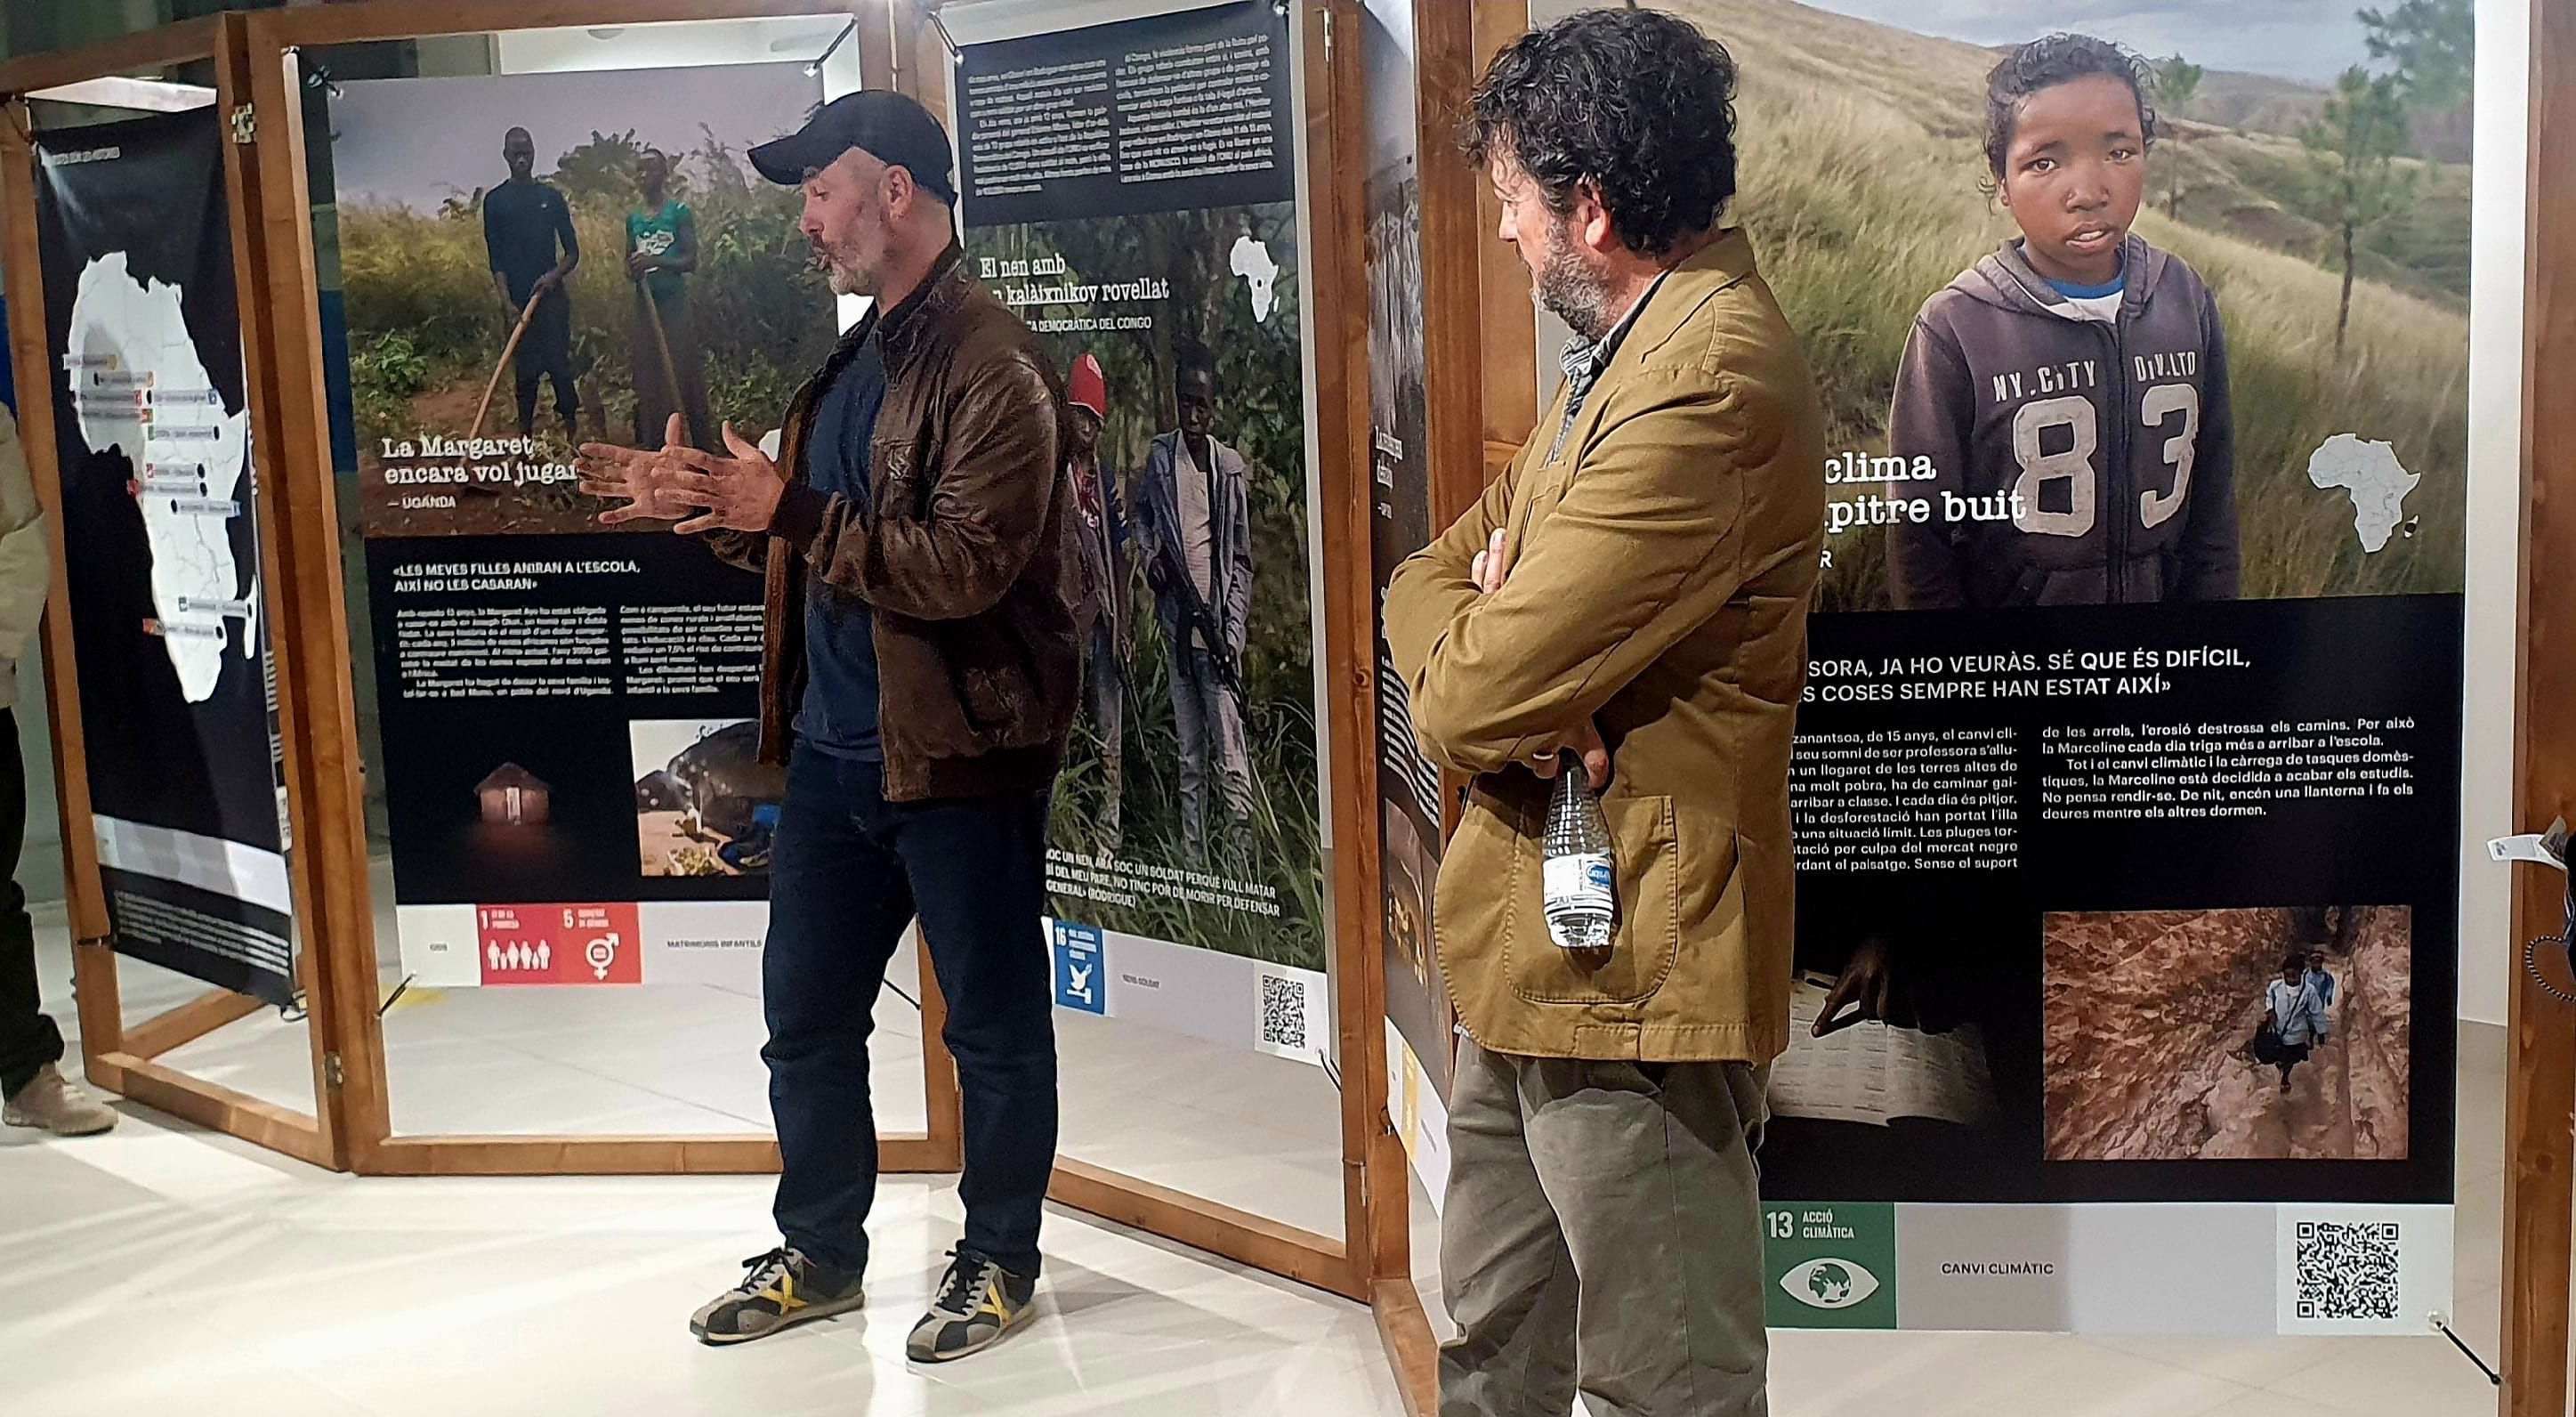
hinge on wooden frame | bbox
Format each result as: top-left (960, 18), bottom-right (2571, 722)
top-left (1320, 5), bottom-right (1334, 58)
top-left (323, 1051), bottom-right (344, 1089)
top-left (230, 103), bottom-right (254, 146)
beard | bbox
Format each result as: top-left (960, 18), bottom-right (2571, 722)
top-left (813, 235), bottom-right (873, 296)
top-left (1532, 227), bottom-right (1614, 342)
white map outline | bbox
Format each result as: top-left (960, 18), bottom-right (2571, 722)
top-left (66, 251), bottom-right (254, 703)
top-left (2305, 433), bottom-right (2421, 555)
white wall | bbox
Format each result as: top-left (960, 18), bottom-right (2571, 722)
top-left (494, 17), bottom-right (858, 77)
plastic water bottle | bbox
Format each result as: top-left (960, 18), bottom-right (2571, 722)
top-left (1542, 756), bottom-right (1616, 950)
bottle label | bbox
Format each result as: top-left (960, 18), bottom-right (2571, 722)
top-left (1543, 854), bottom-right (1615, 910)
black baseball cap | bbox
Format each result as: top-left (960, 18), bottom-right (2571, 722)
top-left (750, 91), bottom-right (957, 203)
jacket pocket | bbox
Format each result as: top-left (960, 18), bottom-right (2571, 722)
top-left (1506, 789), bottom-right (1680, 1007)
top-left (870, 435), bottom-right (926, 522)
top-left (937, 615), bottom-right (1042, 740)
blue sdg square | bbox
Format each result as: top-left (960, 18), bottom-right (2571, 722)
top-left (1054, 922), bottom-right (1106, 1015)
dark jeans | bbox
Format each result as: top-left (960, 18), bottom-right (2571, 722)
top-left (0, 708), bottom-right (62, 1099)
top-left (765, 744), bottom-right (1057, 1277)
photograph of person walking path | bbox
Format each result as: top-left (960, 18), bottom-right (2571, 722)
top-left (2042, 905), bottom-right (2411, 1162)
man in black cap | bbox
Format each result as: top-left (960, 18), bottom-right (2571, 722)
top-left (579, 91), bottom-right (1086, 1364)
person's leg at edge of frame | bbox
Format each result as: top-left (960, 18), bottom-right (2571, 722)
top-left (690, 746), bottom-right (908, 1345)
top-left (1439, 1035), bottom-right (1579, 1417)
top-left (0, 708), bottom-right (106, 1137)
top-left (894, 781), bottom-right (1059, 1363)
top-left (1525, 1055), bottom-right (1771, 1417)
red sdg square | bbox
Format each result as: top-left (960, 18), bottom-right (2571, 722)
top-left (475, 903), bottom-right (642, 985)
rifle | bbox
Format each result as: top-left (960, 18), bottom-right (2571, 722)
top-left (1150, 544), bottom-right (1243, 697)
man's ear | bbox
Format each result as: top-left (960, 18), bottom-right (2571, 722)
top-left (1575, 179), bottom-right (1617, 255)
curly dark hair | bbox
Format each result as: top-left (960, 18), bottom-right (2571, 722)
top-left (1983, 34), bottom-right (2159, 182)
top-left (1459, 10), bottom-right (1739, 258)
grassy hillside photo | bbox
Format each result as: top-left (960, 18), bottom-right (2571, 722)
top-left (1669, 0), bottom-right (2469, 609)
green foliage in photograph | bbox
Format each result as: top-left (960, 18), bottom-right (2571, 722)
top-left (972, 205), bottom-right (1325, 971)
top-left (341, 126), bottom-right (830, 457)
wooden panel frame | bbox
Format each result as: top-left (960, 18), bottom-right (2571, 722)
top-left (903, 0), bottom-right (1396, 1312)
top-left (231, 0), bottom-right (958, 1180)
top-left (241, 0), bottom-right (1411, 1322)
top-left (1360, 4), bottom-right (1530, 1409)
top-left (1470, 3), bottom-right (1537, 481)
top-left (0, 20), bottom-right (343, 1169)
top-left (11, 1), bottom-right (1424, 1401)
top-left (2502, 0), bottom-right (2576, 1411)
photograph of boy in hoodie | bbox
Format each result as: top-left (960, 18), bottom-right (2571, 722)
top-left (1887, 34), bottom-right (2240, 610)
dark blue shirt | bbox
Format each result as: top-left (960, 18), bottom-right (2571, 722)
top-left (793, 331), bottom-right (888, 760)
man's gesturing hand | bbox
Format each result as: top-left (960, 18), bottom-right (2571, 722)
top-left (579, 413), bottom-right (697, 525)
top-left (1470, 528), bottom-right (1611, 790)
top-left (666, 422), bottom-right (787, 536)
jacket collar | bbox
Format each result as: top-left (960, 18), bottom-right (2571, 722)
top-left (1538, 230), bottom-right (1758, 471)
top-left (878, 240), bottom-right (968, 368)
top-left (1618, 228), bottom-right (1758, 359)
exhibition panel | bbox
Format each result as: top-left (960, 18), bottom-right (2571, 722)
top-left (941, 0), bottom-right (1350, 1245)
top-left (15, 1), bottom-right (2576, 1413)
top-left (928, 0), bottom-right (1403, 1302)
top-left (1710, 0), bottom-right (2468, 1336)
top-left (0, 17), bottom-right (344, 1170)
top-left (2, 0), bottom-right (1414, 1334)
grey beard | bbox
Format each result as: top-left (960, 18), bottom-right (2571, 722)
top-left (1534, 243), bottom-right (1614, 342)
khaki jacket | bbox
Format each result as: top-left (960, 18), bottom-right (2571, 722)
top-left (1385, 231), bottom-right (1824, 1064)
top-left (705, 245), bottom-right (1091, 803)
top-left (0, 407), bottom-right (50, 710)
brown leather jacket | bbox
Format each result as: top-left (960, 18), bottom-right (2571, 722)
top-left (707, 244), bottom-right (1091, 802)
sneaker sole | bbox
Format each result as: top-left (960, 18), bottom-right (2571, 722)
top-left (691, 1290), bottom-right (867, 1347)
top-left (3, 1111), bottom-right (116, 1137)
top-left (906, 1301), bottom-right (1037, 1364)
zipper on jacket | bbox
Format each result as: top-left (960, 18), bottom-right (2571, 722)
top-left (2101, 317), bottom-right (2128, 604)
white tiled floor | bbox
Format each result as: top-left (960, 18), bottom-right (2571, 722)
top-left (2, 885), bottom-right (2524, 1416)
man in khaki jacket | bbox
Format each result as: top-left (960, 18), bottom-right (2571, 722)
top-left (1385, 12), bottom-right (1823, 1414)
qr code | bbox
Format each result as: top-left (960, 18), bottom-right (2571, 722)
top-left (2295, 1220), bottom-right (2402, 1322)
top-left (1260, 973), bottom-right (1308, 1051)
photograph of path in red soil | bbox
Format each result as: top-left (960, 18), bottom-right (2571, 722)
top-left (2042, 906), bottom-right (2410, 1162)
